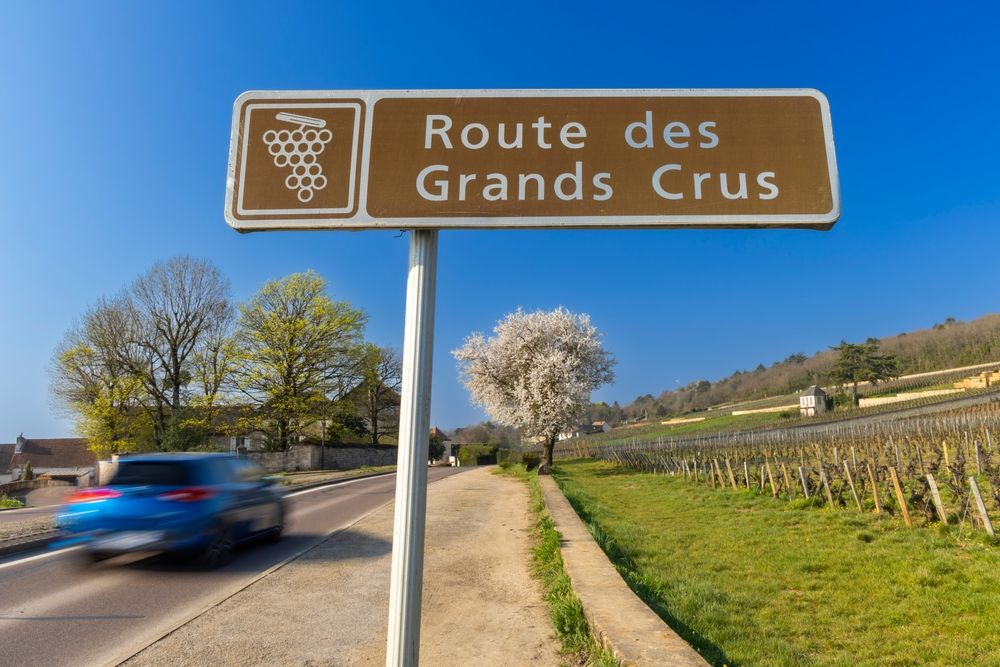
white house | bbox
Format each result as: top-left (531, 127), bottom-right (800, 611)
top-left (799, 386), bottom-right (828, 417)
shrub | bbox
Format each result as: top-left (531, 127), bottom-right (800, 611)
top-left (522, 453), bottom-right (541, 471)
top-left (456, 444), bottom-right (498, 466)
top-left (0, 495), bottom-right (24, 509)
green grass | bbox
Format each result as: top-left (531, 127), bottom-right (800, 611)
top-left (553, 458), bottom-right (1000, 667)
top-left (500, 464), bottom-right (620, 667)
top-left (0, 495), bottom-right (24, 509)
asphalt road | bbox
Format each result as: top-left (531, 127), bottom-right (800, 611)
top-left (0, 467), bottom-right (464, 666)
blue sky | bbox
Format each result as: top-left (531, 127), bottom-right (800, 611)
top-left (1, 1), bottom-right (998, 439)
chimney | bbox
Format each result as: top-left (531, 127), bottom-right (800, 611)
top-left (15, 433), bottom-right (25, 454)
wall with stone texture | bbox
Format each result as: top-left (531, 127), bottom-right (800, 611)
top-left (248, 444), bottom-right (397, 473)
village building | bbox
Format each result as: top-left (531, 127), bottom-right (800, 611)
top-left (557, 421), bottom-right (612, 441)
top-left (799, 386), bottom-right (829, 417)
top-left (5, 434), bottom-right (97, 484)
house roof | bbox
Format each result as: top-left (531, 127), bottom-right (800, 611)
top-left (7, 438), bottom-right (96, 473)
top-left (801, 385), bottom-right (827, 397)
top-left (0, 443), bottom-right (14, 472)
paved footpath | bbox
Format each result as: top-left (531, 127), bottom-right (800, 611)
top-left (127, 466), bottom-right (560, 666)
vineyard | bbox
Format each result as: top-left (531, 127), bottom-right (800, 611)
top-left (564, 384), bottom-right (1000, 449)
top-left (577, 400), bottom-right (1000, 536)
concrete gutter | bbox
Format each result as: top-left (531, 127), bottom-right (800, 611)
top-left (539, 475), bottom-right (708, 666)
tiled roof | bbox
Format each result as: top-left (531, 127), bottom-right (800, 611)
top-left (7, 438), bottom-right (96, 472)
top-left (0, 444), bottom-right (14, 472)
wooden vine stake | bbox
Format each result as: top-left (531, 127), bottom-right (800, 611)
top-left (889, 467), bottom-right (912, 528)
top-left (714, 459), bottom-right (725, 488)
top-left (743, 461), bottom-right (750, 489)
top-left (942, 440), bottom-right (950, 468)
top-left (766, 462), bottom-right (779, 498)
top-left (798, 466), bottom-right (810, 499)
top-left (843, 461), bottom-right (862, 512)
top-left (925, 474), bottom-right (948, 525)
top-left (781, 463), bottom-right (794, 499)
top-left (725, 458), bottom-right (738, 489)
top-left (819, 469), bottom-right (835, 509)
top-left (969, 477), bottom-right (995, 537)
top-left (866, 463), bottom-right (882, 514)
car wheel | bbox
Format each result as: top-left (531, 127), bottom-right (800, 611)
top-left (198, 524), bottom-right (236, 569)
top-left (78, 550), bottom-right (112, 567)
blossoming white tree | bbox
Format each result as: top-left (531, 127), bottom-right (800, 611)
top-left (453, 308), bottom-right (615, 471)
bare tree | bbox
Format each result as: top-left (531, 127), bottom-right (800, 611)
top-left (356, 345), bottom-right (402, 445)
top-left (51, 257), bottom-right (233, 450)
top-left (124, 257), bottom-right (232, 430)
top-left (453, 308), bottom-right (615, 471)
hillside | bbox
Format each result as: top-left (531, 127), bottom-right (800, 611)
top-left (594, 313), bottom-right (1000, 422)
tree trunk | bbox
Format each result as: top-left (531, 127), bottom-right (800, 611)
top-left (541, 435), bottom-right (556, 474)
top-left (852, 381), bottom-right (859, 406)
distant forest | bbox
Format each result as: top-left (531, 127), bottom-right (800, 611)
top-left (587, 313), bottom-right (1000, 423)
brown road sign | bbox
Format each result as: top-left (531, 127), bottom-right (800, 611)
top-left (225, 89), bottom-right (839, 231)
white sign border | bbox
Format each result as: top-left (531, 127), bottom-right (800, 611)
top-left (225, 88), bottom-right (840, 232)
top-left (236, 102), bottom-right (362, 217)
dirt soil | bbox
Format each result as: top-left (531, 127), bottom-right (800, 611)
top-left (127, 466), bottom-right (560, 666)
top-left (0, 517), bottom-right (55, 543)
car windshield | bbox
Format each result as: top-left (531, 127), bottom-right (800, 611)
top-left (110, 461), bottom-right (195, 486)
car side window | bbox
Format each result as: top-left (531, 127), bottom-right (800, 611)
top-left (232, 459), bottom-right (264, 482)
top-left (203, 459), bottom-right (235, 484)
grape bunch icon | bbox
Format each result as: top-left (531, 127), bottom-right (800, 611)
top-left (262, 113), bottom-right (333, 203)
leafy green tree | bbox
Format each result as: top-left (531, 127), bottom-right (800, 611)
top-left (233, 271), bottom-right (366, 451)
top-left (428, 434), bottom-right (446, 463)
top-left (50, 302), bottom-right (156, 457)
top-left (324, 399), bottom-right (369, 443)
top-left (829, 338), bottom-right (900, 406)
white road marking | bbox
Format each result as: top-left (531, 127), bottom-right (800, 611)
top-left (284, 472), bottom-right (396, 497)
top-left (0, 546), bottom-right (79, 571)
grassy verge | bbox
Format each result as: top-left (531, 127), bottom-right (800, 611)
top-left (0, 495), bottom-right (25, 509)
top-left (500, 464), bottom-right (620, 667)
top-left (553, 458), bottom-right (1000, 667)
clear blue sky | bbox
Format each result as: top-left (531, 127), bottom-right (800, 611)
top-left (2, 1), bottom-right (998, 439)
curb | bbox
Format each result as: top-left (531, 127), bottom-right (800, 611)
top-left (0, 531), bottom-right (59, 558)
top-left (539, 475), bottom-right (708, 666)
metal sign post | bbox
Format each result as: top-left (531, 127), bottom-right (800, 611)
top-left (224, 88), bottom-right (841, 667)
top-left (385, 228), bottom-right (437, 666)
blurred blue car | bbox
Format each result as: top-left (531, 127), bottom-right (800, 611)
top-left (56, 453), bottom-right (286, 567)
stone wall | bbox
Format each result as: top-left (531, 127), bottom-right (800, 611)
top-left (248, 444), bottom-right (397, 473)
top-left (858, 388), bottom-right (964, 408)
